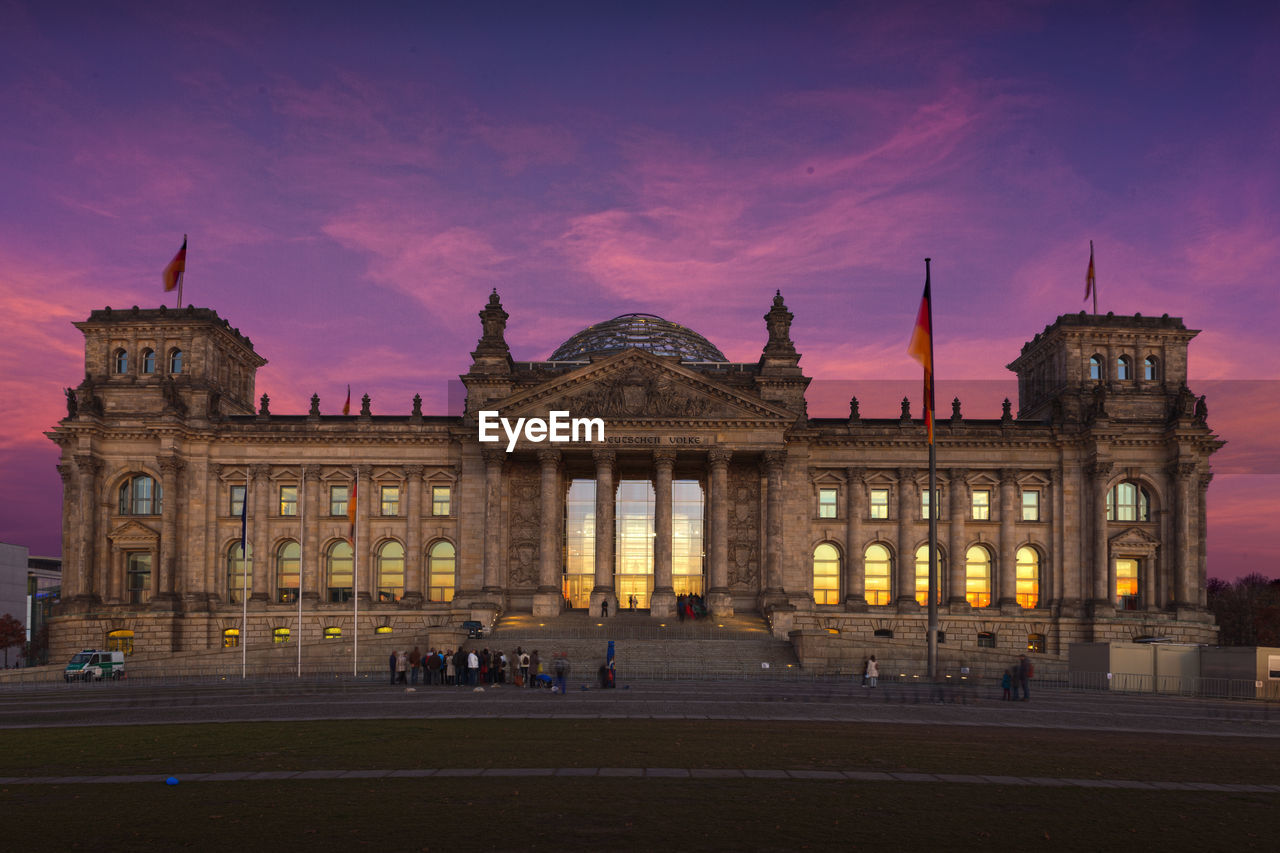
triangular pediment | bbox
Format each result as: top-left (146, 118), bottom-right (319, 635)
top-left (1109, 526), bottom-right (1159, 548)
top-left (494, 350), bottom-right (796, 425)
top-left (109, 519), bottom-right (160, 546)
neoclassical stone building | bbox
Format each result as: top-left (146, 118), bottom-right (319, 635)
top-left (46, 292), bottom-right (1222, 662)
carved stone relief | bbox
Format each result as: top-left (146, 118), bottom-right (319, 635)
top-left (506, 461), bottom-right (541, 589)
top-left (727, 463), bottom-right (760, 590)
top-left (558, 369), bottom-right (730, 419)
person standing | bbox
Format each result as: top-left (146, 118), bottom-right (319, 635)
top-left (389, 651), bottom-right (398, 685)
top-left (445, 650), bottom-right (456, 686)
top-left (396, 650), bottom-right (409, 684)
top-left (409, 646), bottom-right (421, 686)
top-left (865, 655), bottom-right (878, 688)
top-left (518, 648), bottom-right (530, 686)
top-left (467, 649), bottom-right (480, 686)
top-left (529, 650), bottom-right (540, 688)
top-left (602, 599), bottom-right (609, 617)
top-left (553, 652), bottom-right (570, 695)
top-left (1017, 654), bottom-right (1033, 701)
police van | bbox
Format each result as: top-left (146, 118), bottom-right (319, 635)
top-left (64, 650), bottom-right (125, 682)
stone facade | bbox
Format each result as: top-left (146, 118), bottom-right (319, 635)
top-left (45, 296), bottom-right (1223, 665)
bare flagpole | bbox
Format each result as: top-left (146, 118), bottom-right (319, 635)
top-left (240, 479), bottom-right (249, 680)
top-left (297, 475), bottom-right (304, 679)
top-left (352, 470), bottom-right (359, 678)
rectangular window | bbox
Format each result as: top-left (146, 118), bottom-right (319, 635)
top-left (818, 488), bottom-right (838, 518)
top-left (869, 488), bottom-right (889, 519)
top-left (921, 490), bottom-right (939, 520)
top-left (329, 485), bottom-right (349, 517)
top-left (279, 485), bottom-right (298, 517)
top-left (1021, 490), bottom-right (1040, 522)
top-left (126, 553), bottom-right (151, 605)
top-left (432, 485), bottom-right (451, 516)
top-left (1116, 558), bottom-right (1140, 610)
top-left (230, 484), bottom-right (246, 517)
top-left (380, 485), bottom-right (400, 516)
top-left (972, 489), bottom-right (991, 520)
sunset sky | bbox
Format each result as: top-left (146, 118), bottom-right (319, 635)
top-left (1, 1), bottom-right (1276, 580)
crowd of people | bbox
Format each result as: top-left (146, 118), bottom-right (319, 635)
top-left (675, 593), bottom-right (708, 621)
top-left (387, 645), bottom-right (576, 690)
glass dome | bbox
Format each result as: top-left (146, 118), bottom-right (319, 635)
top-left (549, 313), bottom-right (728, 362)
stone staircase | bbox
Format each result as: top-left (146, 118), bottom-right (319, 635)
top-left (472, 610), bottom-right (800, 680)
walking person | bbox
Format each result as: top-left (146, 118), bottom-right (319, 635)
top-left (865, 655), bottom-right (878, 688)
top-left (553, 652), bottom-right (570, 695)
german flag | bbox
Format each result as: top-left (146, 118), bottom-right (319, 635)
top-left (162, 236), bottom-right (186, 292)
top-left (1085, 240), bottom-right (1096, 303)
top-left (342, 385), bottom-right (351, 416)
top-left (907, 260), bottom-right (935, 444)
top-left (347, 480), bottom-right (357, 546)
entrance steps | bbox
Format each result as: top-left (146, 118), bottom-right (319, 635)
top-left (477, 611), bottom-right (800, 680)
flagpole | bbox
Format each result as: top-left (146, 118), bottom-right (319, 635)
top-left (241, 480), bottom-right (249, 680)
top-left (352, 470), bottom-right (359, 678)
top-left (1090, 240), bottom-right (1097, 315)
top-left (925, 259), bottom-right (939, 683)
top-left (297, 476), bottom-right (304, 679)
top-left (177, 234), bottom-right (186, 309)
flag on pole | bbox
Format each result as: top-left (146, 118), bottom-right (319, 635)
top-left (347, 480), bottom-right (357, 545)
top-left (163, 236), bottom-right (187, 292)
top-left (239, 483), bottom-right (248, 557)
top-left (1085, 241), bottom-right (1096, 303)
top-left (907, 260), bottom-right (935, 445)
top-left (342, 385), bottom-right (351, 416)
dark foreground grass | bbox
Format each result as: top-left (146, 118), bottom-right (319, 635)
top-left (1, 719), bottom-right (1278, 783)
top-left (3, 779), bottom-right (1275, 852)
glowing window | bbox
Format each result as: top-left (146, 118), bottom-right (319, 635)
top-left (107, 629), bottom-right (134, 655)
top-left (965, 545), bottom-right (992, 608)
top-left (276, 540), bottom-right (299, 603)
top-left (972, 490), bottom-right (990, 521)
top-left (223, 628), bottom-right (240, 649)
top-left (1015, 546), bottom-right (1040, 608)
top-left (914, 545), bottom-right (942, 606)
top-left (323, 627), bottom-right (342, 640)
top-left (812, 543), bottom-right (840, 605)
top-left (377, 540), bottom-right (405, 602)
top-left (273, 627), bottom-right (291, 644)
top-left (869, 488), bottom-right (889, 519)
top-left (227, 542), bottom-right (252, 605)
top-left (428, 541), bottom-right (456, 603)
top-left (327, 541), bottom-right (353, 603)
top-left (863, 544), bottom-right (891, 606)
top-left (818, 488), bottom-right (838, 519)
top-left (1116, 558), bottom-right (1140, 610)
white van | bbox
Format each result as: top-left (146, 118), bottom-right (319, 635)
top-left (64, 650), bottom-right (125, 682)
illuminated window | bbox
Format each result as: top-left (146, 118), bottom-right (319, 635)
top-left (1117, 355), bottom-right (1132, 380)
top-left (273, 627), bottom-right (290, 644)
top-left (1027, 633), bottom-right (1045, 653)
top-left (1116, 558), bottom-right (1140, 610)
top-left (141, 348), bottom-right (156, 374)
top-left (169, 348), bottom-right (183, 374)
top-left (126, 553), bottom-right (151, 605)
top-left (1089, 355), bottom-right (1102, 380)
top-left (914, 545), bottom-right (942, 605)
top-left (971, 490), bottom-right (990, 521)
top-left (113, 348), bottom-right (128, 373)
top-left (920, 489), bottom-right (939, 520)
top-left (812, 543), bottom-right (840, 605)
top-left (323, 627), bottom-right (341, 640)
top-left (965, 545), bottom-right (992, 608)
top-left (863, 544), bottom-right (892, 606)
top-left (380, 485), bottom-right (400, 517)
top-left (223, 628), bottom-right (240, 648)
top-left (977, 631), bottom-right (996, 648)
top-left (327, 541), bottom-right (353, 603)
top-left (563, 480), bottom-right (595, 609)
top-left (118, 474), bottom-right (162, 515)
top-left (432, 485), bottom-right (452, 516)
top-left (1022, 490), bottom-right (1040, 522)
top-left (1107, 482), bottom-right (1150, 522)
top-left (375, 625), bottom-right (393, 635)
top-left (377, 540), bottom-right (405, 602)
top-left (869, 488), bottom-right (889, 519)
top-left (329, 485), bottom-right (349, 517)
top-left (107, 629), bottom-right (134, 655)
top-left (671, 480), bottom-right (705, 597)
top-left (227, 542), bottom-right (252, 604)
top-left (230, 484), bottom-right (246, 517)
top-left (1143, 356), bottom-right (1158, 381)
top-left (818, 488), bottom-right (838, 519)
top-left (1015, 546), bottom-right (1040, 608)
top-left (276, 540), bottom-right (299, 603)
top-left (279, 485), bottom-right (298, 517)
top-left (428, 541), bottom-right (456, 603)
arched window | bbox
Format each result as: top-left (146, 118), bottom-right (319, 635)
top-left (126, 553), bottom-right (151, 604)
top-left (864, 544), bottom-right (892, 606)
top-left (141, 348), bottom-right (156, 374)
top-left (812, 543), bottom-right (841, 605)
top-left (427, 541), bottom-right (455, 603)
top-left (1089, 355), bottom-right (1102, 381)
top-left (323, 627), bottom-right (341, 640)
top-left (377, 540), bottom-right (405, 602)
top-left (273, 627), bottom-right (290, 644)
top-left (965, 545), bottom-right (992, 608)
top-left (327, 541), bottom-right (353, 603)
top-left (276, 541), bottom-right (300, 603)
top-left (227, 542), bottom-right (252, 604)
top-left (914, 544), bottom-right (943, 605)
top-left (1117, 355), bottom-right (1132, 380)
top-left (1015, 546), bottom-right (1040, 609)
top-left (1107, 482), bottom-right (1150, 522)
top-left (222, 628), bottom-right (240, 648)
top-left (117, 474), bottom-right (162, 515)
top-left (169, 348), bottom-right (183, 374)
top-left (1143, 356), bottom-right (1158, 381)
top-left (113, 348), bottom-right (128, 373)
top-left (106, 629), bottom-right (134, 655)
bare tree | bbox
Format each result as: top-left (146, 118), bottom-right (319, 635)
top-left (0, 614), bottom-right (25, 668)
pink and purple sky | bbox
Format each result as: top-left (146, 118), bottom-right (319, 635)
top-left (1, 1), bottom-right (1276, 579)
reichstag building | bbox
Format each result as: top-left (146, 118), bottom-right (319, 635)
top-left (47, 291), bottom-right (1222, 666)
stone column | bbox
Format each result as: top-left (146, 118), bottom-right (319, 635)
top-left (895, 467), bottom-right (918, 610)
top-left (301, 466), bottom-right (321, 602)
top-left (250, 464), bottom-right (270, 603)
top-left (1089, 459), bottom-right (1114, 615)
top-left (947, 468), bottom-right (969, 610)
top-left (73, 454), bottom-right (101, 604)
top-left (1197, 472), bottom-right (1212, 607)
top-left (533, 449), bottom-right (564, 617)
top-left (844, 467), bottom-right (866, 610)
top-left (481, 451), bottom-right (505, 598)
top-left (402, 465), bottom-right (425, 605)
top-left (758, 449), bottom-right (787, 609)
top-left (355, 464), bottom-right (372, 604)
top-left (155, 455), bottom-right (184, 608)
top-left (708, 448), bottom-right (735, 616)
top-left (56, 462), bottom-right (75, 600)
top-left (998, 469), bottom-right (1018, 613)
top-left (590, 449), bottom-right (617, 617)
top-left (650, 450), bottom-right (677, 618)
top-left (1045, 469), bottom-right (1059, 609)
top-left (205, 463), bottom-right (221, 605)
top-left (1171, 461), bottom-right (1195, 610)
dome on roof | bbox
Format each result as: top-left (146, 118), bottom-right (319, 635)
top-left (549, 313), bottom-right (728, 362)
